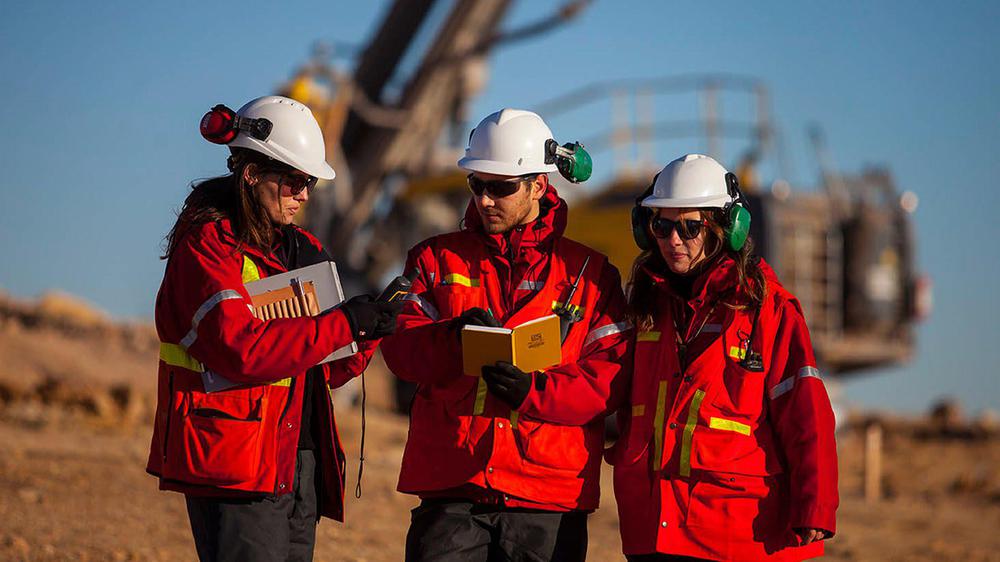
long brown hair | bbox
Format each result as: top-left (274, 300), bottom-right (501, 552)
top-left (162, 149), bottom-right (279, 259)
top-left (626, 208), bottom-right (767, 332)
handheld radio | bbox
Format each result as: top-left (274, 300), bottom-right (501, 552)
top-left (377, 269), bottom-right (419, 303)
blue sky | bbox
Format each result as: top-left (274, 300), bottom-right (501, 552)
top-left (1, 1), bottom-right (997, 415)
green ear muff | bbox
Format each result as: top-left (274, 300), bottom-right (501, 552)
top-left (723, 172), bottom-right (752, 252)
top-left (726, 203), bottom-right (751, 251)
top-left (631, 179), bottom-right (657, 251)
top-left (545, 139), bottom-right (593, 183)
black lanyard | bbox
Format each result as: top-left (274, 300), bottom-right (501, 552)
top-left (673, 301), bottom-right (718, 368)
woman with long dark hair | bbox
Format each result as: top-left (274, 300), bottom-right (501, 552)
top-left (609, 154), bottom-right (838, 561)
top-left (147, 96), bottom-right (401, 561)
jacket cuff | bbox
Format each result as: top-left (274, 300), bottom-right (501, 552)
top-left (791, 503), bottom-right (837, 537)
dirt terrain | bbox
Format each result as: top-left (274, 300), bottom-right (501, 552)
top-left (1, 291), bottom-right (998, 561)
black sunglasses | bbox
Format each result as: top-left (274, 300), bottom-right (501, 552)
top-left (467, 174), bottom-right (535, 199)
top-left (650, 216), bottom-right (708, 240)
top-left (265, 168), bottom-right (318, 196)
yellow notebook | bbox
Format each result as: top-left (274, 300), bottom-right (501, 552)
top-left (461, 314), bottom-right (562, 377)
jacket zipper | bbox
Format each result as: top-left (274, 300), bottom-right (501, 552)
top-left (273, 376), bottom-right (297, 493)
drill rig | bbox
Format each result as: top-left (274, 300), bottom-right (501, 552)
top-left (279, 2), bottom-right (926, 404)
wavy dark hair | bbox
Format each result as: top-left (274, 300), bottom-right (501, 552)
top-left (162, 149), bottom-right (285, 260)
top-left (626, 207), bottom-right (767, 332)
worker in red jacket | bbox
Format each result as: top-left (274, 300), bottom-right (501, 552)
top-left (147, 96), bottom-right (401, 562)
top-left (610, 154), bottom-right (838, 561)
top-left (380, 108), bottom-right (632, 561)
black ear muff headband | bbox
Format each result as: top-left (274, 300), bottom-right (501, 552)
top-left (200, 104), bottom-right (273, 145)
top-left (630, 173), bottom-right (659, 251)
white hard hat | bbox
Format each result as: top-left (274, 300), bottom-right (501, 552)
top-left (458, 108), bottom-right (558, 176)
top-left (229, 96), bottom-right (336, 180)
top-left (641, 153), bottom-right (731, 208)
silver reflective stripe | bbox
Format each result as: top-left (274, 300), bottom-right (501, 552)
top-left (517, 280), bottom-right (544, 291)
top-left (583, 321), bottom-right (633, 347)
top-left (180, 289), bottom-right (244, 349)
top-left (769, 366), bottom-right (823, 400)
top-left (402, 293), bottom-right (440, 321)
top-left (799, 366), bottom-right (821, 380)
top-left (703, 323), bottom-right (722, 333)
top-left (429, 272), bottom-right (436, 284)
top-left (768, 377), bottom-right (795, 400)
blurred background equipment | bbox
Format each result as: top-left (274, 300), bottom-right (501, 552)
top-left (271, 0), bottom-right (926, 410)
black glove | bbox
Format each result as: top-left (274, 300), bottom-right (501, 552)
top-left (340, 294), bottom-right (403, 341)
top-left (481, 361), bottom-right (532, 409)
top-left (449, 307), bottom-right (500, 334)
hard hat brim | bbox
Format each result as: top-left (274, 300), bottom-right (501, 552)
top-left (641, 193), bottom-right (730, 209)
top-left (458, 156), bottom-right (557, 177)
top-left (231, 136), bottom-right (336, 180)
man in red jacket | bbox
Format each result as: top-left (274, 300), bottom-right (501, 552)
top-left (381, 108), bottom-right (633, 561)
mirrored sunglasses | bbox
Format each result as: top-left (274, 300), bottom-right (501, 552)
top-left (650, 216), bottom-right (708, 240)
top-left (267, 169), bottom-right (318, 196)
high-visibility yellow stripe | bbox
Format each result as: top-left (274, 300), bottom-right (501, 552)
top-left (240, 256), bottom-right (289, 388)
top-left (509, 411), bottom-right (519, 429)
top-left (729, 346), bottom-right (746, 360)
top-left (551, 300), bottom-right (585, 316)
top-left (638, 331), bottom-right (661, 342)
top-left (652, 381), bottom-right (668, 468)
top-left (709, 417), bottom-right (751, 436)
top-left (443, 273), bottom-right (479, 287)
top-left (242, 255), bottom-right (261, 283)
top-left (473, 377), bottom-right (488, 415)
top-left (159, 342), bottom-right (204, 372)
top-left (632, 404), bottom-right (646, 417)
top-left (679, 389), bottom-right (706, 477)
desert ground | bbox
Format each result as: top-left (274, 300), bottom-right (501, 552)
top-left (1, 291), bottom-right (998, 561)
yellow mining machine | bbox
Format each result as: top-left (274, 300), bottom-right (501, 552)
top-left (275, 1), bottom-right (927, 408)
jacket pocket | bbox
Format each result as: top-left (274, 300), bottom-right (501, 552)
top-left (519, 418), bottom-right (594, 472)
top-left (179, 391), bottom-right (266, 485)
top-left (687, 471), bottom-right (775, 524)
top-left (686, 470), bottom-right (791, 550)
top-left (431, 284), bottom-right (483, 318)
top-left (713, 328), bottom-right (767, 420)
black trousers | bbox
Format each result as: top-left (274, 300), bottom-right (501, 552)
top-left (405, 499), bottom-right (588, 562)
top-left (186, 449), bottom-right (319, 562)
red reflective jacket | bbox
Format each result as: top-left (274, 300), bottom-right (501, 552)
top-left (609, 257), bottom-right (838, 561)
top-left (146, 219), bottom-right (375, 522)
top-left (380, 185), bottom-right (632, 511)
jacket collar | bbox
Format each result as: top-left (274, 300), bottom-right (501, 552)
top-left (645, 254), bottom-right (776, 307)
top-left (461, 183), bottom-right (567, 256)
top-left (214, 219), bottom-right (289, 273)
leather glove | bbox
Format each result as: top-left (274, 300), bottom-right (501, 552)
top-left (481, 361), bottom-right (532, 409)
top-left (340, 294), bottom-right (403, 341)
top-left (449, 307), bottom-right (500, 334)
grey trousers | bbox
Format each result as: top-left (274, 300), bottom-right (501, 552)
top-left (185, 449), bottom-right (319, 562)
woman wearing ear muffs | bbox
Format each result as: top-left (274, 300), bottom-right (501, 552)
top-left (146, 96), bottom-right (402, 562)
top-left (607, 154), bottom-right (838, 561)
